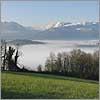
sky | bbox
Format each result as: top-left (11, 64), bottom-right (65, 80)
top-left (1, 1), bottom-right (99, 27)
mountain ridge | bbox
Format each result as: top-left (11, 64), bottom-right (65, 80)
top-left (0, 21), bottom-right (99, 40)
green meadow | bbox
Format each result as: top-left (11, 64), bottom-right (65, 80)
top-left (1, 71), bottom-right (99, 99)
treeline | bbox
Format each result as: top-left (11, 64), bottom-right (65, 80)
top-left (44, 49), bottom-right (99, 80)
top-left (1, 40), bottom-right (99, 80)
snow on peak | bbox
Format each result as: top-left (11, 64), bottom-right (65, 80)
top-left (39, 21), bottom-right (98, 30)
top-left (44, 21), bottom-right (63, 30)
top-left (53, 22), bottom-right (63, 28)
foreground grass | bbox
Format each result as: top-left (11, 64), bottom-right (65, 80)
top-left (1, 71), bottom-right (99, 99)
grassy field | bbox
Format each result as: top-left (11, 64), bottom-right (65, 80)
top-left (1, 71), bottom-right (99, 99)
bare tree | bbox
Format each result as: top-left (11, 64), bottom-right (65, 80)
top-left (1, 40), bottom-right (7, 70)
top-left (37, 65), bottom-right (42, 72)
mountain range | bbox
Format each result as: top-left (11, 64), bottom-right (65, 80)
top-left (0, 21), bottom-right (99, 40)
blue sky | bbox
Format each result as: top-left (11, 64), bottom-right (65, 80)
top-left (1, 1), bottom-right (99, 26)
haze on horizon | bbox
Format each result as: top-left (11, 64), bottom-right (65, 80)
top-left (1, 1), bottom-right (99, 27)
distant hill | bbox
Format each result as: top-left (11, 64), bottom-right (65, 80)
top-left (0, 22), bottom-right (40, 40)
top-left (7, 39), bottom-right (45, 45)
top-left (0, 21), bottom-right (99, 40)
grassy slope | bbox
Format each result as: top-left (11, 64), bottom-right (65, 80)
top-left (1, 71), bottom-right (99, 99)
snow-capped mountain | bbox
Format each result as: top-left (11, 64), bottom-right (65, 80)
top-left (34, 21), bottom-right (98, 40)
top-left (44, 22), bottom-right (72, 29)
top-left (45, 21), bottom-right (98, 29)
top-left (0, 21), bottom-right (99, 40)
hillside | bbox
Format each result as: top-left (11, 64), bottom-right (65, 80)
top-left (1, 71), bottom-right (99, 99)
top-left (7, 39), bottom-right (46, 45)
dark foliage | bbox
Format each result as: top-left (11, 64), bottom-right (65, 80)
top-left (1, 40), bottom-right (21, 71)
top-left (1, 40), bottom-right (99, 81)
top-left (45, 49), bottom-right (99, 80)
